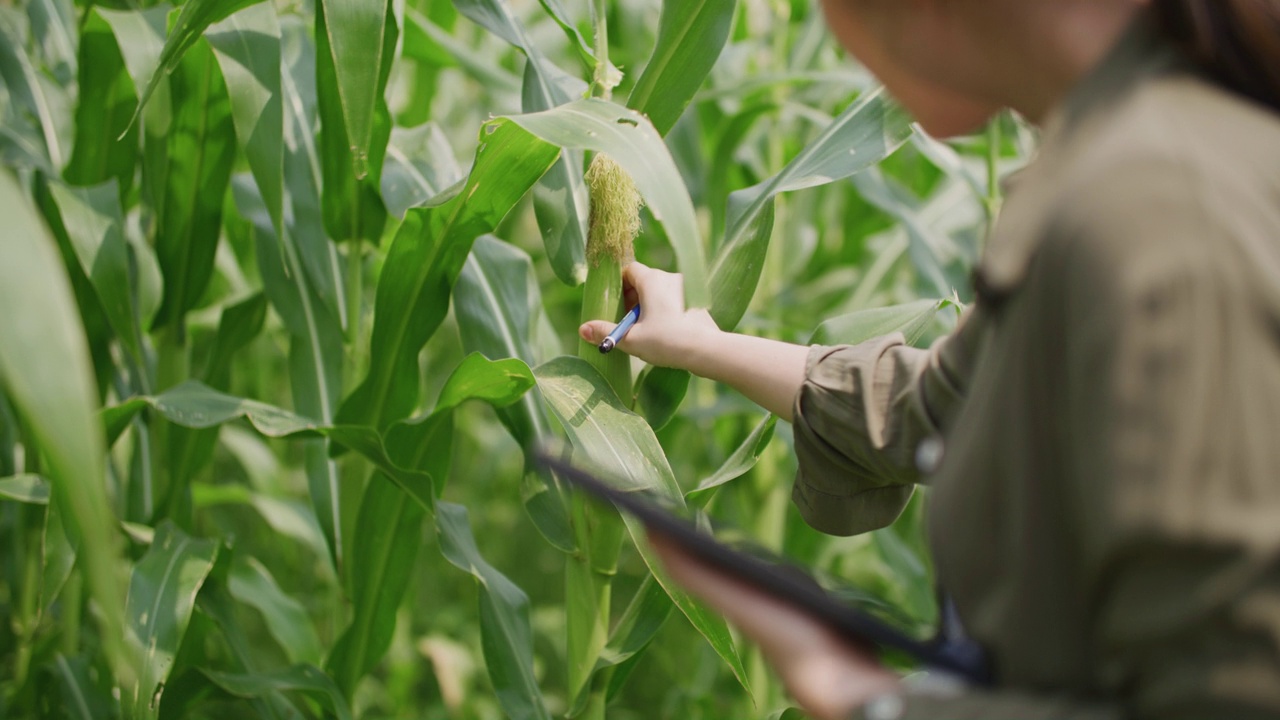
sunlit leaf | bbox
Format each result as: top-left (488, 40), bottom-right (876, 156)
top-left (503, 99), bottom-right (709, 307)
top-left (627, 0), bottom-right (736, 137)
top-left (336, 119), bottom-right (558, 430)
top-left (456, 0), bottom-right (591, 286)
top-left (711, 89), bottom-right (914, 330)
top-left (0, 8), bottom-right (70, 170)
top-left (103, 380), bottom-right (438, 511)
top-left (318, 0), bottom-right (391, 178)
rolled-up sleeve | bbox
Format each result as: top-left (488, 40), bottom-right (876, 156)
top-left (791, 313), bottom-right (980, 536)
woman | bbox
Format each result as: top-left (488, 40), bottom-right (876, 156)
top-left (579, 1), bottom-right (1280, 718)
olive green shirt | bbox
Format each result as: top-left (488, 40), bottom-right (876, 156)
top-left (791, 17), bottom-right (1280, 720)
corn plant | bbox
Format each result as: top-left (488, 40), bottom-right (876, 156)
top-left (0, 0), bottom-right (1027, 717)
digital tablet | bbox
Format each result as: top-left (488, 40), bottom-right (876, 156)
top-left (535, 450), bottom-right (992, 686)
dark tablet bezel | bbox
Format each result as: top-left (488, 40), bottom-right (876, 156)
top-left (536, 450), bottom-right (991, 685)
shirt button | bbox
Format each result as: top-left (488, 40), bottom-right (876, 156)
top-left (915, 435), bottom-right (945, 474)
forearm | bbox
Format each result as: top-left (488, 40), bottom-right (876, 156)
top-left (682, 330), bottom-right (809, 422)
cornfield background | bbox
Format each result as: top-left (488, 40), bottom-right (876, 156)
top-left (0, 0), bottom-right (1032, 717)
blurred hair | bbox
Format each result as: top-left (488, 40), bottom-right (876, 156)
top-left (1151, 0), bottom-right (1280, 112)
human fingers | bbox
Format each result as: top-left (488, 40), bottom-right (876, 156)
top-left (622, 262), bottom-right (686, 315)
top-left (578, 320), bottom-right (615, 345)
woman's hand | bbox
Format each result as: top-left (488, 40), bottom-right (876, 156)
top-left (577, 262), bottom-right (721, 371)
top-left (579, 262), bottom-right (810, 419)
top-left (649, 533), bottom-right (901, 720)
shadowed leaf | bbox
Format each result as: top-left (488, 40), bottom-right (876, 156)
top-left (124, 522), bottom-right (219, 720)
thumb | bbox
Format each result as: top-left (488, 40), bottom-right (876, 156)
top-left (578, 320), bottom-right (614, 344)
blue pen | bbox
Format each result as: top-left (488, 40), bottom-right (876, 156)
top-left (598, 304), bottom-right (640, 354)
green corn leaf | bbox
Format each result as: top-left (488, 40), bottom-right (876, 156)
top-left (102, 380), bottom-right (438, 511)
top-left (64, 8), bottom-right (138, 199)
top-left (207, 2), bottom-right (284, 239)
top-left (0, 474), bottom-right (49, 504)
top-left (145, 37), bottom-right (237, 330)
top-left (315, 0), bottom-right (392, 243)
top-left (686, 413), bottom-right (778, 508)
top-left (601, 574), bottom-right (673, 702)
top-left (534, 356), bottom-right (749, 693)
top-left (437, 501), bottom-right (552, 720)
top-left (44, 181), bottom-right (145, 363)
top-left (336, 119), bottom-right (559, 431)
top-left (327, 476), bottom-right (425, 697)
top-left (280, 19), bottom-right (346, 326)
top-left (330, 353), bottom-right (535, 697)
top-left (850, 169), bottom-right (963, 299)
top-left (0, 8), bottom-right (70, 171)
top-left (191, 484), bottom-right (328, 560)
top-left (125, 521), bottom-right (219, 720)
top-left (41, 498), bottom-right (77, 613)
top-left (27, 0), bottom-right (77, 82)
top-left (318, 0), bottom-right (392, 179)
top-left (232, 173), bottom-right (346, 569)
top-left (51, 655), bottom-right (118, 720)
top-left (809, 299), bottom-right (945, 346)
top-left (403, 8), bottom-right (521, 96)
top-left (710, 89), bottom-right (914, 331)
top-left (456, 0), bottom-right (591, 286)
top-left (193, 559), bottom-right (313, 719)
top-left (455, 236), bottom-right (574, 552)
top-left (0, 169), bottom-right (133, 691)
top-left (202, 665), bottom-right (352, 720)
top-left (395, 0), bottom-right (457, 125)
top-left (627, 0), bottom-right (736, 137)
top-left (636, 366), bottom-right (690, 431)
top-left (95, 8), bottom-right (167, 99)
top-left (162, 292), bottom-right (269, 512)
top-left (202, 293), bottom-right (270, 390)
top-left (706, 101), bottom-right (777, 241)
top-left (504, 98), bottom-right (709, 308)
top-left (380, 121), bottom-right (464, 219)
top-left (533, 0), bottom-right (597, 70)
top-left (127, 0), bottom-right (265, 128)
